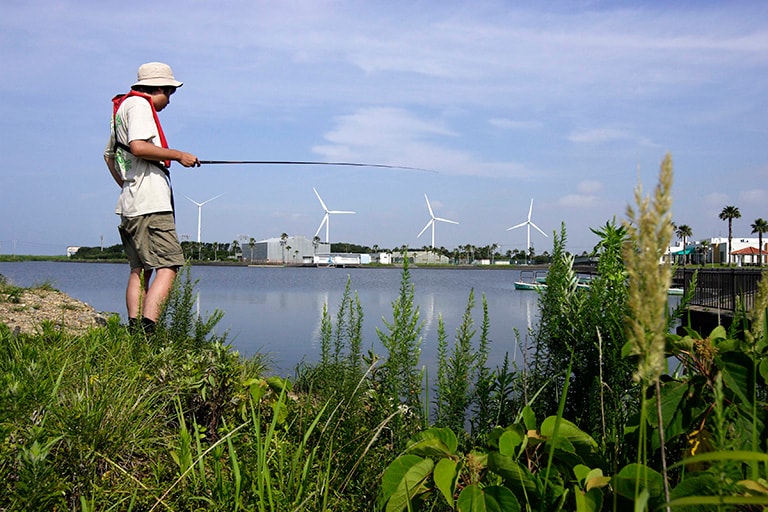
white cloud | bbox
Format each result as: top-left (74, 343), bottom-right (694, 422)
top-left (488, 118), bottom-right (542, 130)
top-left (739, 189), bottom-right (768, 204)
top-left (703, 193), bottom-right (731, 209)
top-left (558, 194), bottom-right (599, 208)
top-left (568, 128), bottom-right (632, 144)
top-left (577, 180), bottom-right (604, 195)
top-left (312, 107), bottom-right (538, 178)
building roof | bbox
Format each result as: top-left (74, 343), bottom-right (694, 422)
top-left (730, 246), bottom-right (768, 255)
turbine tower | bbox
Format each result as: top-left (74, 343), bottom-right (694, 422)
top-left (313, 187), bottom-right (355, 243)
top-left (186, 194), bottom-right (224, 244)
top-left (417, 194), bottom-right (458, 249)
top-left (507, 198), bottom-right (547, 264)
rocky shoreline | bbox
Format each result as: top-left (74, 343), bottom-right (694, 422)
top-left (0, 285), bottom-right (111, 336)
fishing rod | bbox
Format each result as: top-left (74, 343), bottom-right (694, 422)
top-left (198, 160), bottom-right (437, 173)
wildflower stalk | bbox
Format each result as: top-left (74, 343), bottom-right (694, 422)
top-left (623, 153), bottom-right (674, 509)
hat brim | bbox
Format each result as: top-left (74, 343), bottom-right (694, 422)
top-left (132, 78), bottom-right (183, 88)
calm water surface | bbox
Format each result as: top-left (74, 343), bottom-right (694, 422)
top-left (1, 261), bottom-right (538, 372)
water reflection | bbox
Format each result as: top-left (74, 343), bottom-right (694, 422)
top-left (0, 262), bottom-right (538, 372)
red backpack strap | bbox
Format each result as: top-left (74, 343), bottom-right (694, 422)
top-left (112, 91), bottom-right (171, 168)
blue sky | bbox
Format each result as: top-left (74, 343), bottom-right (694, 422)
top-left (1, 0), bottom-right (767, 256)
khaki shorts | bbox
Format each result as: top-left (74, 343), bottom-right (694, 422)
top-left (119, 212), bottom-right (185, 270)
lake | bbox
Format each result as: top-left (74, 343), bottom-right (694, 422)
top-left (0, 261), bottom-right (541, 373)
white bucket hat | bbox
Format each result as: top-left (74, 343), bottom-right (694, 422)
top-left (132, 62), bottom-right (183, 88)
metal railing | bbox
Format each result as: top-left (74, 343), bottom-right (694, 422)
top-left (678, 268), bottom-right (763, 313)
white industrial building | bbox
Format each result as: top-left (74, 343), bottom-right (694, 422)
top-left (251, 235), bottom-right (330, 263)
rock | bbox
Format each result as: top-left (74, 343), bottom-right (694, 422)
top-left (0, 288), bottom-right (111, 336)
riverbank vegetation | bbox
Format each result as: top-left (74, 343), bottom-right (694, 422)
top-left (3, 154), bottom-right (768, 510)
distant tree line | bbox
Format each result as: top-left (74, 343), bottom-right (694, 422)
top-left (73, 244), bottom-right (125, 260)
top-left (72, 239), bottom-right (594, 265)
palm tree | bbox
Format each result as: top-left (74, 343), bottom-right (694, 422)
top-left (719, 205), bottom-right (741, 266)
top-left (248, 237), bottom-right (255, 263)
top-left (231, 239), bottom-right (240, 260)
top-left (675, 224), bottom-right (693, 267)
top-left (280, 233), bottom-right (288, 263)
top-left (699, 239), bottom-right (710, 266)
top-left (751, 218), bottom-right (768, 266)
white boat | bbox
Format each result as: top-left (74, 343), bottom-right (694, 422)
top-left (515, 270), bottom-right (547, 291)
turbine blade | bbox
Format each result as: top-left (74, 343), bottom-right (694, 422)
top-left (185, 196), bottom-right (204, 207)
top-left (507, 221), bottom-right (527, 231)
top-left (315, 214), bottom-right (328, 237)
top-left (435, 217), bottom-right (459, 225)
top-left (531, 222), bottom-right (548, 237)
top-left (527, 198), bottom-right (534, 221)
top-left (313, 188), bottom-right (329, 212)
top-left (328, 210), bottom-right (356, 214)
top-left (417, 219), bottom-right (433, 238)
top-left (200, 193), bottom-right (225, 206)
top-left (424, 194), bottom-right (435, 219)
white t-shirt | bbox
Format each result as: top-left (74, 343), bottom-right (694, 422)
top-left (104, 96), bottom-right (173, 217)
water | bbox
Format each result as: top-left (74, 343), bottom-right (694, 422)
top-left (1, 261), bottom-right (538, 372)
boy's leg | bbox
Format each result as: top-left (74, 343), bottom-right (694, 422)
top-left (126, 267), bottom-right (152, 320)
top-left (142, 266), bottom-right (177, 322)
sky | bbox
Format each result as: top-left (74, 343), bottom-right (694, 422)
top-left (1, 0), bottom-right (767, 257)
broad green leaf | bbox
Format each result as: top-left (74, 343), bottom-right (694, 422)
top-left (434, 458), bottom-right (459, 507)
top-left (738, 479), bottom-right (768, 494)
top-left (546, 436), bottom-right (576, 455)
top-left (381, 456), bottom-right (435, 512)
top-left (457, 485), bottom-right (519, 512)
top-left (457, 485), bottom-right (486, 512)
top-left (482, 486), bottom-right (520, 512)
top-left (669, 473), bottom-right (719, 502)
top-left (379, 455), bottom-right (425, 503)
top-left (708, 325), bottom-right (727, 342)
top-left (522, 405), bottom-right (536, 431)
top-left (266, 375), bottom-right (292, 392)
top-left (248, 379), bottom-right (267, 402)
top-left (586, 476), bottom-right (611, 492)
top-left (573, 464), bottom-right (591, 484)
top-left (647, 379), bottom-right (687, 434)
top-left (271, 400), bottom-right (288, 424)
top-left (574, 485), bottom-right (603, 512)
top-left (540, 416), bottom-right (598, 449)
top-left (666, 333), bottom-right (694, 353)
top-left (721, 353), bottom-right (753, 405)
top-left (759, 360), bottom-right (768, 385)
top-left (406, 427), bottom-right (458, 457)
top-left (614, 463), bottom-right (664, 500)
top-left (487, 452), bottom-right (540, 498)
top-left (498, 430), bottom-right (522, 457)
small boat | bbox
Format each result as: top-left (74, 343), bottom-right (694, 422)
top-left (515, 270), bottom-right (547, 291)
top-left (514, 280), bottom-right (546, 291)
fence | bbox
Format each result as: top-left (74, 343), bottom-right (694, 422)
top-left (679, 267), bottom-right (763, 313)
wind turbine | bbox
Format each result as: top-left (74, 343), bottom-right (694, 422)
top-left (507, 198), bottom-right (547, 264)
top-left (313, 187), bottom-right (355, 243)
top-left (186, 194), bottom-right (224, 244)
top-left (417, 194), bottom-right (458, 249)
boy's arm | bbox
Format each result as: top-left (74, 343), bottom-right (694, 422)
top-left (129, 140), bottom-right (200, 168)
top-left (104, 155), bottom-right (124, 187)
